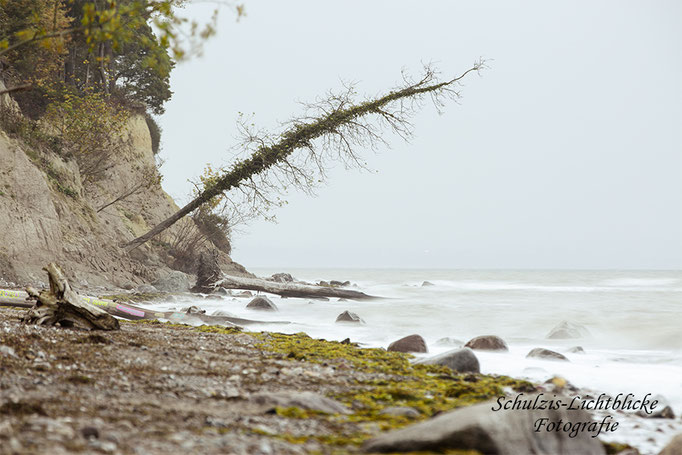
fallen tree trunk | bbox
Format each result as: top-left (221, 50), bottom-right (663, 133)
top-left (213, 274), bottom-right (378, 300)
top-left (1, 288), bottom-right (289, 327)
top-left (22, 263), bottom-right (120, 330)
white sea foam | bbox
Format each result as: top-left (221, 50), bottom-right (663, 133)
top-left (151, 268), bottom-right (682, 454)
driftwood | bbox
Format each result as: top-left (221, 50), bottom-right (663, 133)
top-left (213, 274), bottom-right (377, 300)
top-left (1, 288), bottom-right (289, 327)
top-left (22, 263), bottom-right (120, 330)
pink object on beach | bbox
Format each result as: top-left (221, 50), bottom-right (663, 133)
top-left (115, 304), bottom-right (145, 318)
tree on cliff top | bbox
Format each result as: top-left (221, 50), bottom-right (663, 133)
top-left (123, 61), bottom-right (486, 251)
top-left (0, 0), bottom-right (241, 113)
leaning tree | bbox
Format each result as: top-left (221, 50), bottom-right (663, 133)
top-left (123, 61), bottom-right (486, 250)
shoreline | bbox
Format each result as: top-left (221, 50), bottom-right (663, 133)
top-left (0, 305), bottom-right (643, 455)
top-left (1, 269), bottom-right (680, 454)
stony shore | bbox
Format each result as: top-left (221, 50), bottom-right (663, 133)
top-left (0, 305), bottom-right (656, 455)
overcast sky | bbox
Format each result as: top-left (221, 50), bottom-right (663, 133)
top-left (157, 0), bottom-right (682, 270)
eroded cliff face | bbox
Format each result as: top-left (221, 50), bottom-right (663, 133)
top-left (0, 111), bottom-right (249, 290)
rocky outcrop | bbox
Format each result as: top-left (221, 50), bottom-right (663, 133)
top-left (362, 396), bottom-right (606, 454)
top-left (387, 334), bottom-right (428, 353)
top-left (464, 335), bottom-right (509, 351)
top-left (415, 348), bottom-right (480, 374)
top-left (526, 348), bottom-right (569, 362)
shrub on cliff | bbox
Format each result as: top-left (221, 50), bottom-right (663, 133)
top-left (43, 86), bottom-right (129, 183)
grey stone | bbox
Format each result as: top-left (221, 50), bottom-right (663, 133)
top-left (362, 396), bottom-right (605, 454)
top-left (567, 346), bottom-right (585, 354)
top-left (421, 281), bottom-right (435, 287)
top-left (526, 348), bottom-right (569, 362)
top-left (153, 271), bottom-right (191, 292)
top-left (269, 273), bottom-right (295, 283)
top-left (546, 321), bottom-right (590, 339)
top-left (639, 395), bottom-right (675, 419)
top-left (251, 391), bottom-right (349, 414)
top-left (660, 434), bottom-right (682, 455)
top-left (81, 426), bottom-right (99, 440)
top-left (379, 406), bottom-right (420, 418)
top-left (246, 296), bottom-right (278, 311)
top-left (415, 347), bottom-right (480, 374)
top-left (388, 334), bottom-right (428, 353)
top-left (214, 287), bottom-right (228, 295)
top-left (181, 306), bottom-right (205, 315)
top-left (464, 335), bottom-right (509, 351)
top-left (136, 284), bottom-right (158, 294)
top-left (335, 310), bottom-right (365, 324)
top-left (0, 345), bottom-right (17, 358)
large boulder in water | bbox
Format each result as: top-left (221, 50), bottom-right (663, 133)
top-left (362, 396), bottom-right (605, 454)
top-left (526, 348), bottom-right (569, 362)
top-left (546, 321), bottom-right (590, 339)
top-left (415, 348), bottom-right (480, 374)
top-left (464, 335), bottom-right (509, 351)
top-left (335, 311), bottom-right (365, 324)
top-left (246, 296), bottom-right (278, 311)
top-left (388, 334), bottom-right (428, 353)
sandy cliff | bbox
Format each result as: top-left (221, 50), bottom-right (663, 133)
top-left (0, 99), bottom-right (249, 289)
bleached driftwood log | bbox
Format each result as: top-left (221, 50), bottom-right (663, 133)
top-left (1, 288), bottom-right (288, 327)
top-left (21, 263), bottom-right (120, 330)
top-left (214, 274), bottom-right (377, 300)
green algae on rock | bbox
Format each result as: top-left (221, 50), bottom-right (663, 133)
top-left (254, 331), bottom-right (537, 449)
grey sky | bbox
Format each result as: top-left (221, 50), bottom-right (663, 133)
top-left (157, 0), bottom-right (682, 269)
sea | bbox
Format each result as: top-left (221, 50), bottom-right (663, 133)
top-left (153, 268), bottom-right (682, 453)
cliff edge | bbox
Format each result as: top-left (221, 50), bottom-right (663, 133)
top-left (0, 86), bottom-right (249, 290)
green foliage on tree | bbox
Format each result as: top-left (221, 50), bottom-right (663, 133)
top-left (0, 0), bottom-right (240, 113)
top-left (42, 85), bottom-right (130, 182)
